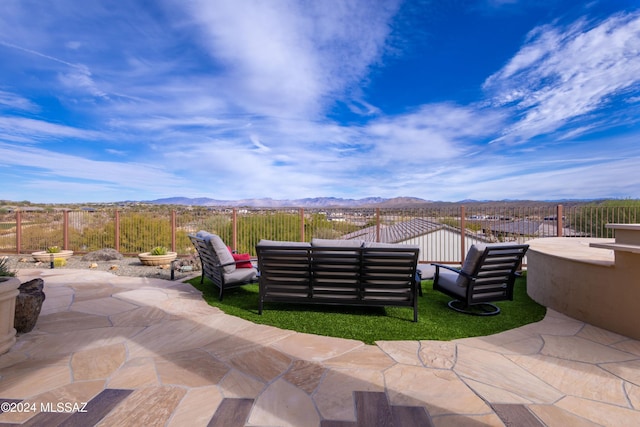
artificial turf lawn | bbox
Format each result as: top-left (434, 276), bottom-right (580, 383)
top-left (187, 274), bottom-right (546, 345)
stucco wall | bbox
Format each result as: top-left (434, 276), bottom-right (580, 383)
top-left (527, 237), bottom-right (640, 340)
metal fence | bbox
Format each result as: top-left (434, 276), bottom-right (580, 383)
top-left (1, 204), bottom-right (638, 264)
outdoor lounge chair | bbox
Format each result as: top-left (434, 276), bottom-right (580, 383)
top-left (432, 243), bottom-right (529, 315)
top-left (189, 231), bottom-right (258, 300)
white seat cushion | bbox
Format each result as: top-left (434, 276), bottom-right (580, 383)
top-left (438, 269), bottom-right (466, 298)
top-left (257, 240), bottom-right (310, 247)
top-left (311, 238), bottom-right (363, 247)
top-left (224, 267), bottom-right (258, 284)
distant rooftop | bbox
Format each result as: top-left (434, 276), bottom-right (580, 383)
top-left (485, 219), bottom-right (585, 237)
top-left (342, 218), bottom-right (465, 243)
top-left (341, 217), bottom-right (586, 243)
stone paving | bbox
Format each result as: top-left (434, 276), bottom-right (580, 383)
top-left (1, 268), bottom-right (640, 426)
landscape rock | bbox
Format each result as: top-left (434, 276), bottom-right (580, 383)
top-left (173, 254), bottom-right (201, 271)
top-left (82, 248), bottom-right (124, 261)
top-left (14, 278), bottom-right (45, 334)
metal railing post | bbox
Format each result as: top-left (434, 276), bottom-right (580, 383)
top-left (300, 208), bottom-right (305, 242)
top-left (15, 210), bottom-right (22, 254)
top-left (376, 208), bottom-right (381, 242)
top-left (114, 210), bottom-right (120, 252)
top-left (557, 204), bottom-right (564, 237)
top-left (460, 205), bottom-right (466, 264)
top-left (171, 210), bottom-right (177, 252)
top-left (232, 208), bottom-right (238, 250)
top-left (63, 210), bottom-right (69, 250)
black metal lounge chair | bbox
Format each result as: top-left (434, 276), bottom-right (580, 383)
top-left (432, 243), bottom-right (529, 315)
top-left (188, 231), bottom-right (258, 300)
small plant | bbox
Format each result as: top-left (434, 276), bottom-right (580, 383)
top-left (0, 256), bottom-right (16, 277)
top-left (53, 258), bottom-right (67, 268)
top-left (150, 246), bottom-right (169, 256)
top-left (46, 246), bottom-right (61, 253)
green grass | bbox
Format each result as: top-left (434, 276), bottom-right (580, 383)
top-left (186, 274), bottom-right (546, 345)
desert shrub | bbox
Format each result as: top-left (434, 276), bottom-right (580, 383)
top-left (150, 246), bottom-right (169, 255)
top-left (118, 213), bottom-right (172, 254)
top-left (0, 256), bottom-right (15, 277)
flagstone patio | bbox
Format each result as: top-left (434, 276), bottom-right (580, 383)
top-left (1, 268), bottom-right (640, 426)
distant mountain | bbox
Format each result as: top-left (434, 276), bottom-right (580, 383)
top-left (147, 196), bottom-right (433, 208)
top-left (141, 196), bottom-right (610, 209)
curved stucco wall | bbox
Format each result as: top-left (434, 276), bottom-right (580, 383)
top-left (0, 277), bottom-right (20, 354)
top-left (527, 237), bottom-right (640, 340)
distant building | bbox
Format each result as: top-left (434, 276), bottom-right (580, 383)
top-left (5, 206), bottom-right (45, 213)
top-left (341, 218), bottom-right (492, 263)
top-left (483, 219), bottom-right (584, 237)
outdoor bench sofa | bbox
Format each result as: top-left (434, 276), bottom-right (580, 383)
top-left (255, 238), bottom-right (421, 321)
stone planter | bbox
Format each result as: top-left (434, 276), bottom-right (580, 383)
top-left (32, 250), bottom-right (74, 263)
top-left (138, 252), bottom-right (177, 266)
top-left (0, 277), bottom-right (20, 354)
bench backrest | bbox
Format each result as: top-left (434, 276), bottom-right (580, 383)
top-left (255, 243), bottom-right (419, 301)
top-left (256, 243), bottom-right (312, 300)
top-left (360, 245), bottom-right (420, 302)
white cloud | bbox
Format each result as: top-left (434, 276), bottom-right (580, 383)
top-left (65, 41), bottom-right (83, 50)
top-left (484, 11), bottom-right (640, 142)
top-left (363, 103), bottom-right (504, 164)
top-left (179, 0), bottom-right (401, 117)
top-left (150, 101), bottom-right (505, 199)
top-left (1, 1), bottom-right (639, 203)
top-left (58, 66), bottom-right (108, 98)
top-left (249, 134), bottom-right (270, 152)
top-left (0, 117), bottom-right (102, 141)
top-left (0, 90), bottom-right (39, 112)
top-left (0, 142), bottom-right (190, 194)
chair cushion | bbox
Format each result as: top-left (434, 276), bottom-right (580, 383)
top-left (257, 240), bottom-right (311, 247)
top-left (311, 238), bottom-right (363, 247)
top-left (196, 230), bottom-right (210, 238)
top-left (206, 233), bottom-right (236, 274)
top-left (232, 252), bottom-right (253, 268)
top-left (224, 267), bottom-right (258, 284)
top-left (362, 242), bottom-right (402, 248)
top-left (438, 270), bottom-right (466, 298)
top-left (456, 244), bottom-right (486, 287)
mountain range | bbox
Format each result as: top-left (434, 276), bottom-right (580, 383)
top-left (147, 196), bottom-right (434, 208)
top-left (145, 196), bottom-right (603, 208)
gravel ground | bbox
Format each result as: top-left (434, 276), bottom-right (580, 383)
top-left (2, 254), bottom-right (200, 282)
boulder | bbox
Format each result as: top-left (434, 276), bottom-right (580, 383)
top-left (82, 248), bottom-right (124, 261)
top-left (14, 278), bottom-right (45, 334)
top-left (174, 254), bottom-right (201, 271)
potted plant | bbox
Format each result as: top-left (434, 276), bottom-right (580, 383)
top-left (32, 246), bottom-right (74, 263)
top-left (138, 246), bottom-right (177, 266)
top-left (0, 256), bottom-right (15, 281)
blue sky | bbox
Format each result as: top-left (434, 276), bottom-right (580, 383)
top-left (1, 0), bottom-right (640, 203)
